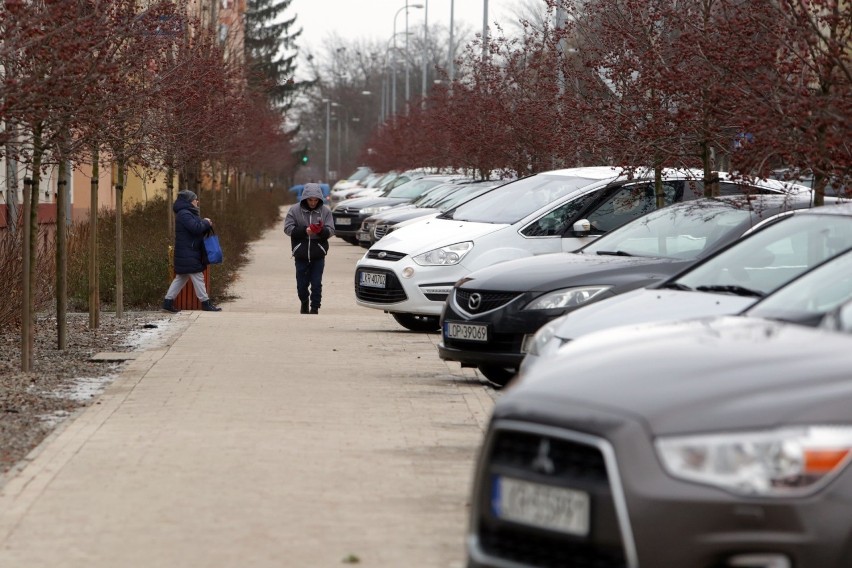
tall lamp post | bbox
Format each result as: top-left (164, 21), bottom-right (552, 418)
top-left (393, 2), bottom-right (423, 116)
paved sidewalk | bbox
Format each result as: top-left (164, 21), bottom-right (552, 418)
top-left (0, 207), bottom-right (495, 568)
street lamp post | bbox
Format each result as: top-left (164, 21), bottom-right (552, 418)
top-left (393, 2), bottom-right (423, 115)
top-left (421, 0), bottom-right (428, 100)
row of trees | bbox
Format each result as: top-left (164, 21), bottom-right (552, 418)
top-left (2, 0), bottom-right (307, 370)
top-left (356, 0), bottom-right (849, 203)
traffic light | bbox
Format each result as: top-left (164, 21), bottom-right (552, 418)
top-left (292, 147), bottom-right (309, 167)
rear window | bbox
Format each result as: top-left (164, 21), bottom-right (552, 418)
top-left (449, 175), bottom-right (604, 224)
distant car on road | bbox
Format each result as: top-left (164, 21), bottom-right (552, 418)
top-left (466, 249), bottom-right (852, 568)
top-left (438, 194), bottom-right (818, 386)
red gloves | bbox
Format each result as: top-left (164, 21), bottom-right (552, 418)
top-left (308, 221), bottom-right (324, 233)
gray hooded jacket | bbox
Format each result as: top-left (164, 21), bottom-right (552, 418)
top-left (284, 183), bottom-right (335, 261)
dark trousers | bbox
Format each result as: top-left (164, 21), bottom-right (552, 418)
top-left (295, 257), bottom-right (325, 308)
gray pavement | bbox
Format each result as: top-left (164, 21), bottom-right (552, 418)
top-left (0, 207), bottom-right (496, 568)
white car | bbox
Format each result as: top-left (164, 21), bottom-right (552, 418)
top-left (521, 202), bottom-right (852, 374)
top-left (354, 166), bottom-right (816, 331)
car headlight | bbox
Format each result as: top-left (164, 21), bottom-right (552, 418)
top-left (361, 205), bottom-right (392, 215)
top-left (412, 241), bottom-right (473, 266)
top-left (525, 319), bottom-right (562, 357)
top-left (523, 286), bottom-right (611, 310)
top-left (656, 426), bottom-right (852, 496)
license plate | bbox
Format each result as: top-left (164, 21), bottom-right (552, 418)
top-left (359, 271), bottom-right (386, 288)
top-left (444, 322), bottom-right (488, 342)
top-left (357, 230), bottom-right (369, 241)
top-left (492, 476), bottom-right (590, 536)
top-left (336, 217), bottom-right (352, 226)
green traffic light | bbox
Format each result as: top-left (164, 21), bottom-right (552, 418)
top-left (301, 154), bottom-right (309, 164)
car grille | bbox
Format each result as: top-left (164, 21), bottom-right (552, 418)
top-left (374, 225), bottom-right (389, 239)
top-left (475, 427), bottom-right (628, 568)
top-left (365, 250), bottom-right (406, 262)
top-left (354, 268), bottom-right (407, 303)
top-left (454, 289), bottom-right (521, 314)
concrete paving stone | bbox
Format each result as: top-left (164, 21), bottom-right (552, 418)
top-left (0, 206), bottom-right (498, 568)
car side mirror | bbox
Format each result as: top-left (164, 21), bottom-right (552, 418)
top-left (572, 219), bottom-right (591, 237)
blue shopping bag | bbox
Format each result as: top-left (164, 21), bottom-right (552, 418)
top-left (203, 229), bottom-right (223, 265)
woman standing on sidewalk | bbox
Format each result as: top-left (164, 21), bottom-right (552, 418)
top-left (162, 190), bottom-right (222, 313)
top-left (284, 183), bottom-right (335, 314)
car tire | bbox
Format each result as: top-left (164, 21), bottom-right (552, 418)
top-left (477, 365), bottom-right (516, 388)
top-left (391, 313), bottom-right (440, 332)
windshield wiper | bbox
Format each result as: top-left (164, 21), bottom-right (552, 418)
top-left (595, 250), bottom-right (634, 257)
top-left (659, 282), bottom-right (693, 291)
top-left (695, 285), bottom-right (765, 298)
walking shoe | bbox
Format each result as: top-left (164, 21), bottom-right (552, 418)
top-left (309, 307), bottom-right (319, 315)
top-left (201, 300), bottom-right (222, 312)
top-left (300, 301), bottom-right (309, 314)
top-left (162, 298), bottom-right (180, 314)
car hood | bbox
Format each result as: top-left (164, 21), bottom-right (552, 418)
top-left (507, 316), bottom-right (852, 435)
top-left (373, 217), bottom-right (507, 255)
top-left (459, 252), bottom-right (686, 292)
top-left (552, 287), bottom-right (756, 340)
top-left (377, 207), bottom-right (439, 224)
top-left (335, 196), bottom-right (407, 211)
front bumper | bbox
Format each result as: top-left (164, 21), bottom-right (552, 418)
top-left (438, 289), bottom-right (562, 370)
top-left (467, 411), bottom-right (852, 568)
top-left (354, 257), bottom-right (469, 317)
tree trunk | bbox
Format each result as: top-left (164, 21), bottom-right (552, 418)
top-left (56, 159), bottom-right (68, 349)
top-left (20, 177), bottom-right (33, 372)
top-left (89, 147), bottom-right (100, 329)
top-left (115, 158), bottom-right (125, 318)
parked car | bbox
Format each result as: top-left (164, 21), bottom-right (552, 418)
top-left (361, 180), bottom-right (505, 247)
top-left (522, 202), bottom-right (852, 375)
top-left (332, 174), bottom-right (467, 245)
top-left (466, 249), bottom-right (852, 568)
top-left (330, 165), bottom-right (373, 193)
top-left (438, 194), bottom-right (818, 386)
top-left (355, 166), bottom-right (817, 332)
top-left (355, 181), bottom-right (467, 247)
top-left (329, 171), bottom-right (400, 206)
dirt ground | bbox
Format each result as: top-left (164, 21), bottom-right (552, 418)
top-left (0, 311), bottom-right (175, 478)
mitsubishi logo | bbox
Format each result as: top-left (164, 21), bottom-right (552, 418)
top-left (531, 439), bottom-right (555, 475)
top-left (468, 293), bottom-right (482, 311)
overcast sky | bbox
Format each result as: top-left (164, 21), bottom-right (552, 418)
top-left (292, 0), bottom-right (520, 57)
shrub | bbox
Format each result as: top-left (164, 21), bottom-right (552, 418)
top-left (0, 226), bottom-right (57, 329)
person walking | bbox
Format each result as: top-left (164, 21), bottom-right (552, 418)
top-left (162, 190), bottom-right (222, 313)
top-left (283, 183), bottom-right (335, 314)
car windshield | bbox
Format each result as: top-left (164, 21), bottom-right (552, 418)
top-left (413, 184), bottom-right (457, 207)
top-left (582, 200), bottom-right (753, 260)
top-left (385, 178), bottom-right (444, 199)
top-left (437, 183), bottom-right (501, 212)
top-left (746, 250), bottom-right (852, 327)
top-left (674, 214), bottom-right (852, 297)
top-left (444, 174), bottom-right (603, 224)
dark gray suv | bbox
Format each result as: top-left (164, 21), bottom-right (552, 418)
top-left (466, 250), bottom-right (852, 568)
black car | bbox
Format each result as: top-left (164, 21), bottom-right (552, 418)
top-left (331, 174), bottom-right (468, 244)
top-left (438, 195), bottom-right (817, 386)
top-left (466, 249), bottom-right (852, 568)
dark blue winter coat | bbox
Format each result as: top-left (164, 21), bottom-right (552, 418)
top-left (173, 199), bottom-right (212, 274)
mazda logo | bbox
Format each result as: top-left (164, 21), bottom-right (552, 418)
top-left (468, 293), bottom-right (482, 311)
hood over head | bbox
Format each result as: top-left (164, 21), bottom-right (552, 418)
top-left (301, 183), bottom-right (324, 207)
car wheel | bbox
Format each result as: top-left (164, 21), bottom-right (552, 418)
top-left (477, 365), bottom-right (516, 388)
top-left (391, 313), bottom-right (440, 332)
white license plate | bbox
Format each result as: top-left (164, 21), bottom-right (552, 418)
top-left (357, 231), bottom-right (369, 240)
top-left (492, 476), bottom-right (590, 536)
top-left (444, 322), bottom-right (488, 342)
top-left (336, 217), bottom-right (352, 226)
top-left (359, 271), bottom-right (386, 288)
